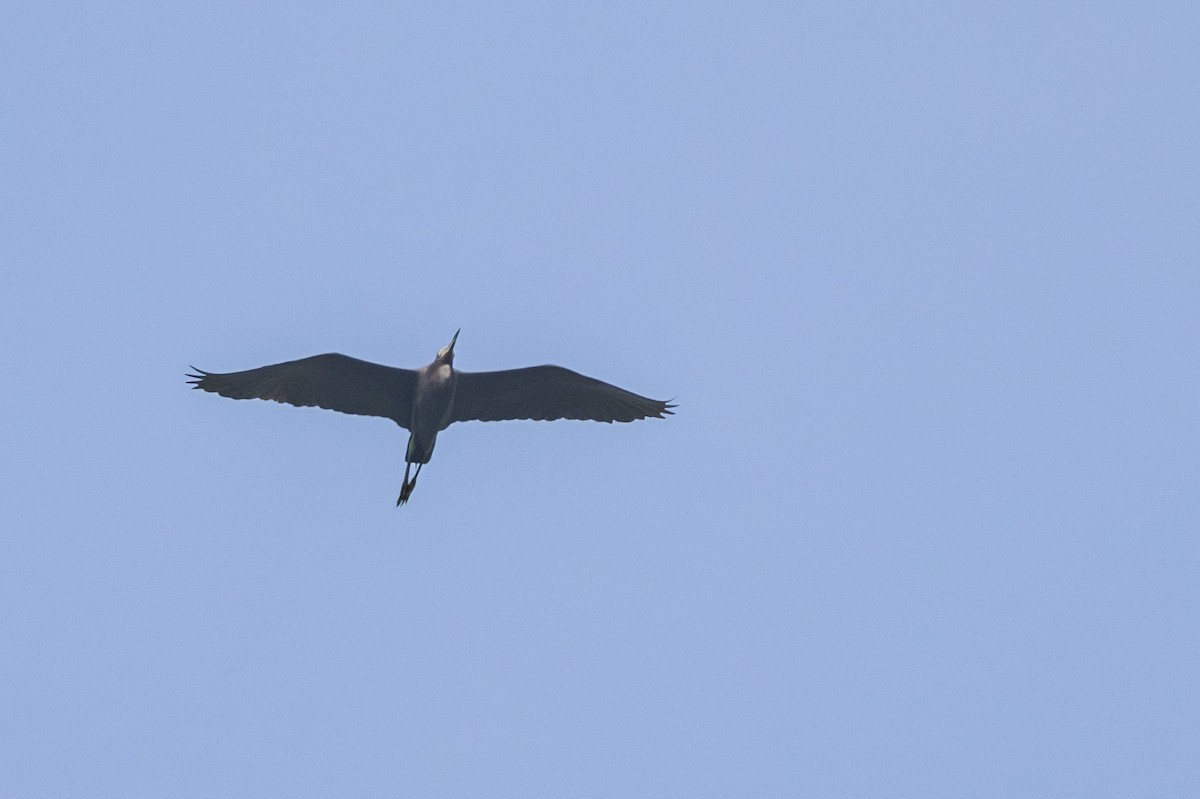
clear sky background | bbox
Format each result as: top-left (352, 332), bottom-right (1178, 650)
top-left (3, 2), bottom-right (1197, 796)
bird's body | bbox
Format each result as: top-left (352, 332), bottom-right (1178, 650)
top-left (407, 359), bottom-right (456, 463)
top-left (188, 331), bottom-right (673, 505)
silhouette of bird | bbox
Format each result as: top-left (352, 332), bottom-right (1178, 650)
top-left (187, 331), bottom-right (674, 505)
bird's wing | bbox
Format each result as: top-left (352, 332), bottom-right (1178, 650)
top-left (450, 365), bottom-right (675, 424)
top-left (188, 353), bottom-right (418, 428)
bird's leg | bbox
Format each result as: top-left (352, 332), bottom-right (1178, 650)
top-left (398, 461), bottom-right (413, 506)
top-left (397, 461), bottom-right (422, 506)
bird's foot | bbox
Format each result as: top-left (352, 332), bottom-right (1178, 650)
top-left (397, 477), bottom-right (416, 506)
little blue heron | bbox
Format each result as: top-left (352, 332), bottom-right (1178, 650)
top-left (188, 331), bottom-right (674, 505)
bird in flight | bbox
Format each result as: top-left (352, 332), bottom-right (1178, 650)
top-left (188, 330), bottom-right (674, 505)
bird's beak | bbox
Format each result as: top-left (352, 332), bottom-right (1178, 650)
top-left (448, 329), bottom-right (459, 353)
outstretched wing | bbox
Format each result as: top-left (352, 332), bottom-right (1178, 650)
top-left (188, 353), bottom-right (418, 428)
top-left (450, 365), bottom-right (674, 424)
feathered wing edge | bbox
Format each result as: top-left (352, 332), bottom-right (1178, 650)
top-left (188, 353), bottom-right (418, 428)
top-left (450, 365), bottom-right (675, 424)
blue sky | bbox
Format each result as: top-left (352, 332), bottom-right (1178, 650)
top-left (3, 2), bottom-right (1198, 795)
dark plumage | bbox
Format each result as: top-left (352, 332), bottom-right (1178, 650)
top-left (188, 331), bottom-right (674, 505)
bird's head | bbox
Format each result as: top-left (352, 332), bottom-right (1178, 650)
top-left (436, 329), bottom-right (460, 365)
